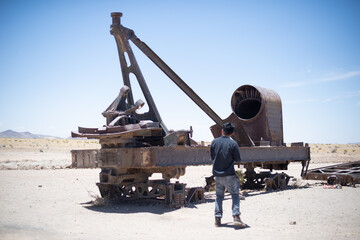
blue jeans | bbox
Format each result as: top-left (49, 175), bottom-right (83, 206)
top-left (214, 174), bottom-right (240, 218)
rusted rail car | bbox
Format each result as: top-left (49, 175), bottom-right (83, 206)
top-left (71, 12), bottom-right (310, 206)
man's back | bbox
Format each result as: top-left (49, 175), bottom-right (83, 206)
top-left (210, 136), bottom-right (241, 176)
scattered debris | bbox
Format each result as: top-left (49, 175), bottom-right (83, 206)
top-left (323, 184), bottom-right (342, 189)
top-left (264, 173), bottom-right (291, 190)
top-left (304, 161), bottom-right (360, 186)
top-left (186, 187), bottom-right (205, 204)
top-left (204, 175), bottom-right (215, 192)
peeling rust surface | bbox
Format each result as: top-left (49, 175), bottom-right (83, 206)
top-left (94, 145), bottom-right (310, 168)
top-left (211, 85), bottom-right (284, 147)
top-left (231, 85), bottom-right (283, 146)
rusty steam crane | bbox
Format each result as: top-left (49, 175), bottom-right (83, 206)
top-left (71, 12), bottom-right (310, 207)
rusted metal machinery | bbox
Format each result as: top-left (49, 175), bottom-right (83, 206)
top-left (211, 85), bottom-right (284, 146)
top-left (71, 12), bottom-right (310, 206)
top-left (305, 161), bottom-right (360, 186)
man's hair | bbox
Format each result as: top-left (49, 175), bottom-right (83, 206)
top-left (222, 122), bottom-right (235, 135)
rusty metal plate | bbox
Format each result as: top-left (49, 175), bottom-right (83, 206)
top-left (95, 146), bottom-right (310, 168)
top-left (72, 127), bottom-right (163, 139)
top-left (71, 149), bottom-right (99, 168)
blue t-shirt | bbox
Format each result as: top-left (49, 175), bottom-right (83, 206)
top-left (210, 136), bottom-right (241, 176)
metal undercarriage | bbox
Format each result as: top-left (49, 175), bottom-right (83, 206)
top-left (72, 143), bottom-right (310, 201)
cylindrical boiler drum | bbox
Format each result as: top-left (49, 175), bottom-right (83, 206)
top-left (231, 85), bottom-right (283, 146)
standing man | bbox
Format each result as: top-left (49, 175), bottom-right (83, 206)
top-left (210, 122), bottom-right (246, 228)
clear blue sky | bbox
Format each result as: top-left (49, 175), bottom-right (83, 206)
top-left (1, 0), bottom-right (359, 144)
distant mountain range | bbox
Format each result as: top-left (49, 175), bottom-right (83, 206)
top-left (0, 130), bottom-right (61, 139)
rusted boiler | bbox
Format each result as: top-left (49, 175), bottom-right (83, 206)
top-left (211, 85), bottom-right (284, 147)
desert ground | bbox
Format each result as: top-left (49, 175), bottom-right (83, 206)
top-left (0, 138), bottom-right (359, 240)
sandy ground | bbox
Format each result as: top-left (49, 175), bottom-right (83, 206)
top-left (0, 138), bottom-right (359, 240)
top-left (0, 138), bottom-right (100, 170)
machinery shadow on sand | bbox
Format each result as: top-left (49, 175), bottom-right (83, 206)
top-left (81, 197), bottom-right (215, 214)
top-left (204, 183), bottom-right (312, 201)
top-left (81, 184), bottom-right (311, 215)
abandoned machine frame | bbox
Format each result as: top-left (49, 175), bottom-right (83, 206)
top-left (71, 12), bottom-right (311, 207)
